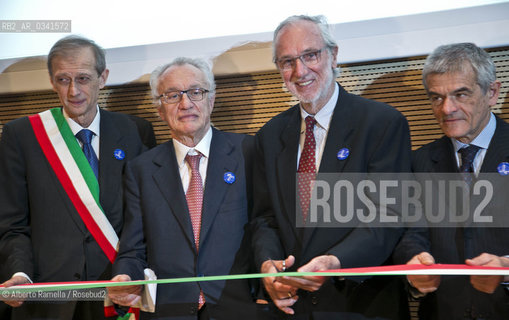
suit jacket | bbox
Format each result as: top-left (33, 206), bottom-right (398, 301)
top-left (251, 83), bottom-right (412, 319)
top-left (113, 128), bottom-right (263, 320)
top-left (394, 115), bottom-right (509, 319)
top-left (0, 108), bottom-right (147, 319)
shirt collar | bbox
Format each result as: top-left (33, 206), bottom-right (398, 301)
top-left (173, 126), bottom-right (213, 166)
top-left (452, 113), bottom-right (496, 152)
top-left (300, 82), bottom-right (338, 130)
top-left (63, 105), bottom-right (101, 137)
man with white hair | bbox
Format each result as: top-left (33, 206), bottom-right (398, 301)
top-left (108, 57), bottom-right (263, 319)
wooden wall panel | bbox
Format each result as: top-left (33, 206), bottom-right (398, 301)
top-left (1, 47), bottom-right (509, 151)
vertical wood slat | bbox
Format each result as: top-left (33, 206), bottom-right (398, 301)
top-left (1, 47), bottom-right (508, 150)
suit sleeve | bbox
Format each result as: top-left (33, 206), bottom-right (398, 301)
top-left (250, 134), bottom-right (285, 270)
top-left (393, 149), bottom-right (434, 264)
top-left (328, 111), bottom-right (412, 268)
top-left (392, 228), bottom-right (430, 264)
top-left (112, 162), bottom-right (147, 280)
top-left (0, 122), bottom-right (34, 280)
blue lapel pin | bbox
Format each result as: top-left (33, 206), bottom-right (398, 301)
top-left (497, 162), bottom-right (509, 176)
top-left (337, 148), bottom-right (350, 161)
top-left (224, 171), bottom-right (236, 184)
top-left (114, 149), bottom-right (125, 160)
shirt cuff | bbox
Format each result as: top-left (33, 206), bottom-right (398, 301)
top-left (12, 272), bottom-right (32, 283)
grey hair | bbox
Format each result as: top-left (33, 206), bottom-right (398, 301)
top-left (149, 57), bottom-right (216, 106)
top-left (47, 35), bottom-right (106, 77)
top-left (273, 14), bottom-right (339, 77)
top-left (422, 42), bottom-right (496, 94)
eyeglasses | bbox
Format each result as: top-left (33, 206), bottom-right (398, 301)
top-left (159, 88), bottom-right (210, 104)
top-left (276, 49), bottom-right (324, 71)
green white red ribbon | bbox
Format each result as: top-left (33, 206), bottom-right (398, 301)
top-left (1, 264), bottom-right (508, 295)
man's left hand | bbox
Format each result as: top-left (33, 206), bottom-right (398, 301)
top-left (278, 255), bottom-right (340, 292)
top-left (107, 274), bottom-right (143, 306)
top-left (466, 253), bottom-right (509, 294)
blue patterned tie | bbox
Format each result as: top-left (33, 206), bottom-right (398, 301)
top-left (458, 145), bottom-right (480, 173)
top-left (76, 129), bottom-right (99, 179)
top-left (457, 144), bottom-right (480, 259)
top-left (458, 145), bottom-right (480, 186)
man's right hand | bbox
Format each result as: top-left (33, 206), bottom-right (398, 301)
top-left (108, 274), bottom-right (143, 307)
top-left (407, 252), bottom-right (440, 294)
top-left (261, 255), bottom-right (299, 315)
top-left (1, 275), bottom-right (31, 307)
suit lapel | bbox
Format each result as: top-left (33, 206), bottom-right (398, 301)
top-left (200, 129), bottom-right (238, 245)
top-left (65, 109), bottom-right (125, 236)
top-left (98, 109), bottom-right (124, 215)
top-left (276, 108), bottom-right (301, 243)
top-left (319, 85), bottom-right (356, 173)
top-left (152, 142), bottom-right (196, 248)
top-left (302, 87), bottom-right (354, 249)
top-left (481, 116), bottom-right (509, 172)
top-left (429, 136), bottom-right (458, 172)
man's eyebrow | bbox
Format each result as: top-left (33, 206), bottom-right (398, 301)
top-left (452, 86), bottom-right (473, 94)
top-left (428, 86), bottom-right (473, 96)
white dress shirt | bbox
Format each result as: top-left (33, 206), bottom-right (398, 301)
top-left (64, 105), bottom-right (101, 159)
top-left (297, 82), bottom-right (339, 170)
top-left (172, 127), bottom-right (213, 192)
top-left (451, 113), bottom-right (496, 175)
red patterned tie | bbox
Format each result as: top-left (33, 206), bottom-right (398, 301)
top-left (185, 153), bottom-right (205, 308)
top-left (297, 116), bottom-right (317, 221)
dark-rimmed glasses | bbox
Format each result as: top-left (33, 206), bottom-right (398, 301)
top-left (159, 88), bottom-right (210, 104)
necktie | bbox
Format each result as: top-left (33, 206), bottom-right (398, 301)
top-left (458, 144), bottom-right (480, 173)
top-left (297, 116), bottom-right (317, 221)
top-left (185, 153), bottom-right (205, 308)
top-left (457, 144), bottom-right (480, 259)
top-left (458, 145), bottom-right (480, 186)
top-left (76, 129), bottom-right (99, 179)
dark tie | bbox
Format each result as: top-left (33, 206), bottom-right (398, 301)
top-left (297, 116), bottom-right (317, 221)
top-left (458, 144), bottom-right (480, 173)
top-left (458, 144), bottom-right (481, 187)
top-left (457, 144), bottom-right (480, 259)
top-left (76, 129), bottom-right (99, 179)
top-left (184, 153), bottom-right (205, 308)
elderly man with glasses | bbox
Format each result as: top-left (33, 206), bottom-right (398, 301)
top-left (251, 15), bottom-right (412, 319)
top-left (107, 57), bottom-right (264, 320)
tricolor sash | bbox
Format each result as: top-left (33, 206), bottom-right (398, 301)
top-left (29, 108), bottom-right (118, 263)
top-left (30, 109), bottom-right (143, 318)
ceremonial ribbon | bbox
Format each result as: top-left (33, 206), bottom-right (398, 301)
top-left (1, 264), bottom-right (508, 295)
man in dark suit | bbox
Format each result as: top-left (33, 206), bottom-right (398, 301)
top-left (107, 57), bottom-right (262, 319)
top-left (0, 36), bottom-right (149, 319)
top-left (394, 43), bottom-right (509, 319)
top-left (251, 15), bottom-right (412, 319)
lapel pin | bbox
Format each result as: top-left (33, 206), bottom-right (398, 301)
top-left (114, 149), bottom-right (125, 160)
top-left (337, 148), bottom-right (350, 161)
top-left (224, 172), bottom-right (236, 184)
top-left (497, 162), bottom-right (509, 176)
